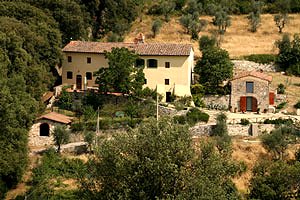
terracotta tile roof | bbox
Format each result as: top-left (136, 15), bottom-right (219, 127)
top-left (232, 71), bottom-right (272, 82)
top-left (62, 41), bottom-right (193, 56)
top-left (38, 112), bottom-right (72, 124)
top-left (41, 91), bottom-right (54, 103)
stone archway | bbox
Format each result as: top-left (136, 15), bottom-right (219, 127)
top-left (40, 123), bottom-right (50, 136)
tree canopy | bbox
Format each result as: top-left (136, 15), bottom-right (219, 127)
top-left (94, 47), bottom-right (145, 94)
top-left (195, 39), bottom-right (233, 94)
top-left (80, 118), bottom-right (242, 199)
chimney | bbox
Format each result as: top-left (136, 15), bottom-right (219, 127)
top-left (134, 33), bottom-right (145, 44)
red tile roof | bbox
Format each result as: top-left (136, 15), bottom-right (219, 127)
top-left (232, 71), bottom-right (272, 82)
top-left (62, 41), bottom-right (193, 56)
top-left (41, 91), bottom-right (54, 103)
top-left (38, 112), bottom-right (72, 124)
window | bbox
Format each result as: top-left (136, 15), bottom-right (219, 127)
top-left (67, 56), bottom-right (72, 62)
top-left (87, 57), bottom-right (91, 64)
top-left (144, 79), bottom-right (147, 84)
top-left (165, 62), bottom-right (170, 68)
top-left (246, 82), bottom-right (254, 93)
top-left (136, 59), bottom-right (145, 68)
top-left (67, 71), bottom-right (73, 79)
top-left (165, 79), bottom-right (170, 85)
top-left (86, 72), bottom-right (92, 80)
top-left (147, 59), bottom-right (158, 68)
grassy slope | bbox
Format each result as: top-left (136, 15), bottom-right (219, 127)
top-left (125, 14), bottom-right (300, 58)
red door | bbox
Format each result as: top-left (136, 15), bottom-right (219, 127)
top-left (269, 92), bottom-right (275, 105)
top-left (240, 96), bottom-right (246, 112)
top-left (252, 97), bottom-right (258, 112)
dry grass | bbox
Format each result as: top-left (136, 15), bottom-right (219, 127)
top-left (125, 14), bottom-right (300, 58)
top-left (231, 138), bottom-right (300, 194)
top-left (231, 138), bottom-right (268, 194)
top-left (268, 72), bottom-right (300, 112)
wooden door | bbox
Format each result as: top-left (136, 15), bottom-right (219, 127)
top-left (76, 75), bottom-right (82, 90)
top-left (166, 92), bottom-right (171, 102)
top-left (269, 92), bottom-right (275, 105)
top-left (252, 97), bottom-right (258, 112)
top-left (240, 96), bottom-right (246, 112)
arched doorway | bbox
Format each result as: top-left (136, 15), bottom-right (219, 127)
top-left (76, 75), bottom-right (82, 90)
top-left (40, 123), bottom-right (50, 136)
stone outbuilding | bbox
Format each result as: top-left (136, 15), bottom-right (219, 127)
top-left (29, 112), bottom-right (72, 147)
top-left (230, 71), bottom-right (274, 112)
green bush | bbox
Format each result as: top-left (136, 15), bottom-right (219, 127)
top-left (263, 118), bottom-right (293, 125)
top-left (193, 94), bottom-right (205, 108)
top-left (294, 101), bottom-right (300, 109)
top-left (243, 54), bottom-right (276, 64)
top-left (71, 122), bottom-right (84, 132)
top-left (276, 102), bottom-right (287, 110)
top-left (191, 84), bottom-right (205, 95)
top-left (277, 83), bottom-right (285, 94)
top-left (240, 118), bottom-right (250, 125)
top-left (173, 115), bottom-right (187, 125)
top-left (186, 108), bottom-right (209, 126)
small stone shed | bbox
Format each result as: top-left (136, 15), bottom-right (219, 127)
top-left (29, 112), bottom-right (72, 147)
top-left (230, 71), bottom-right (274, 112)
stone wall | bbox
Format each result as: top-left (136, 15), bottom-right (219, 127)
top-left (29, 120), bottom-right (74, 147)
top-left (29, 120), bottom-right (56, 147)
top-left (190, 123), bottom-right (276, 136)
top-left (202, 95), bottom-right (230, 110)
top-left (232, 60), bottom-right (276, 72)
top-left (231, 76), bottom-right (270, 112)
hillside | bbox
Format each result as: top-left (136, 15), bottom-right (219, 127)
top-left (125, 14), bottom-right (300, 58)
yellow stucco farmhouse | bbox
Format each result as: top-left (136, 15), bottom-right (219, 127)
top-left (61, 41), bottom-right (194, 102)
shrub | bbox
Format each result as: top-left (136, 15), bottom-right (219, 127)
top-left (186, 108), bottom-right (209, 125)
top-left (191, 84), bottom-right (205, 95)
top-left (193, 94), bottom-right (205, 108)
top-left (240, 118), bottom-right (250, 125)
top-left (263, 118), bottom-right (293, 125)
top-left (243, 54), bottom-right (276, 64)
top-left (276, 102), bottom-right (287, 110)
top-left (71, 122), bottom-right (84, 132)
top-left (277, 83), bottom-right (285, 94)
top-left (173, 115), bottom-right (187, 125)
top-left (152, 19), bottom-right (162, 38)
top-left (294, 101), bottom-right (300, 109)
top-left (176, 95), bottom-right (192, 107)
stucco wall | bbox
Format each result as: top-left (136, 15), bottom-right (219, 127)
top-left (62, 50), bottom-right (193, 101)
top-left (231, 76), bottom-right (270, 112)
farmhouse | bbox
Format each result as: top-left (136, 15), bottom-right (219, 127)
top-left (61, 40), bottom-right (194, 102)
top-left (230, 71), bottom-right (274, 112)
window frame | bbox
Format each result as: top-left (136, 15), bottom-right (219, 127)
top-left (87, 57), bottom-right (91, 64)
top-left (67, 56), bottom-right (72, 63)
top-left (67, 71), bottom-right (73, 79)
top-left (165, 62), bottom-right (170, 68)
top-left (147, 59), bottom-right (158, 68)
top-left (86, 72), bottom-right (92, 80)
top-left (246, 81), bottom-right (254, 93)
top-left (165, 79), bottom-right (170, 85)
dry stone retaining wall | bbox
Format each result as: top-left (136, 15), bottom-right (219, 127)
top-left (190, 123), bottom-right (276, 136)
top-left (232, 60), bottom-right (276, 72)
